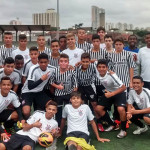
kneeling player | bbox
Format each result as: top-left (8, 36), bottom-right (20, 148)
top-left (95, 59), bottom-right (127, 138)
top-left (127, 76), bottom-right (150, 135)
top-left (0, 100), bottom-right (58, 150)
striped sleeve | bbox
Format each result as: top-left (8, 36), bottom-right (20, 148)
top-left (128, 52), bottom-right (136, 68)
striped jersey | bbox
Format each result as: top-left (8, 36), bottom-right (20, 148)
top-left (75, 41), bottom-right (92, 52)
top-left (76, 63), bottom-right (96, 86)
top-left (0, 68), bottom-right (21, 85)
top-left (49, 52), bottom-right (59, 67)
top-left (108, 50), bottom-right (135, 87)
top-left (38, 47), bottom-right (51, 55)
top-left (0, 45), bottom-right (17, 66)
top-left (50, 68), bottom-right (77, 96)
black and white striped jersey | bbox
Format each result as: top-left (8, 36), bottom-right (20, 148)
top-left (76, 63), bottom-right (96, 86)
top-left (49, 52), bottom-right (59, 67)
top-left (0, 45), bottom-right (17, 66)
top-left (38, 47), bottom-right (51, 55)
top-left (109, 50), bottom-right (135, 87)
top-left (75, 41), bottom-right (92, 52)
top-left (50, 68), bottom-right (77, 96)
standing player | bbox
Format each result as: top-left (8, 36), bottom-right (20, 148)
top-left (0, 32), bottom-right (16, 67)
top-left (104, 35), bottom-right (114, 53)
top-left (12, 34), bottom-right (30, 63)
top-left (62, 33), bottom-right (84, 66)
top-left (0, 100), bottom-right (58, 150)
top-left (0, 57), bottom-right (21, 92)
top-left (50, 54), bottom-right (77, 126)
top-left (21, 53), bottom-right (55, 119)
top-left (95, 59), bottom-right (127, 138)
top-left (127, 76), bottom-right (150, 135)
top-left (59, 91), bottom-right (110, 150)
top-left (97, 26), bottom-right (106, 49)
top-left (137, 32), bottom-right (150, 90)
top-left (75, 28), bottom-right (91, 52)
top-left (124, 35), bottom-right (139, 76)
top-left (59, 36), bottom-right (67, 52)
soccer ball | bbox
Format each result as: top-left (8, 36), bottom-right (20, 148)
top-left (38, 132), bottom-right (53, 147)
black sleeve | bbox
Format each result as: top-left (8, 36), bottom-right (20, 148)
top-left (15, 106), bottom-right (24, 121)
top-left (0, 125), bottom-right (4, 133)
top-left (28, 79), bottom-right (43, 90)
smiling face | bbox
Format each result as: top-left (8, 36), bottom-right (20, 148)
top-left (70, 96), bottom-right (82, 108)
top-left (51, 41), bottom-right (60, 53)
top-left (81, 58), bottom-right (90, 70)
top-left (59, 57), bottom-right (69, 69)
top-left (0, 79), bottom-right (12, 96)
top-left (128, 35), bottom-right (137, 48)
top-left (132, 78), bottom-right (144, 92)
top-left (45, 105), bottom-right (57, 120)
top-left (15, 59), bottom-right (24, 70)
top-left (145, 34), bottom-right (150, 47)
top-left (67, 36), bottom-right (76, 49)
top-left (97, 64), bottom-right (108, 77)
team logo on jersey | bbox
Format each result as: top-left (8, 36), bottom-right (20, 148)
top-left (45, 124), bottom-right (51, 131)
top-left (74, 53), bottom-right (78, 58)
top-left (140, 98), bottom-right (144, 104)
top-left (78, 110), bottom-right (83, 116)
top-left (103, 81), bottom-right (107, 86)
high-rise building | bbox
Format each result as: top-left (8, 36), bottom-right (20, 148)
top-left (91, 6), bottom-right (105, 30)
top-left (10, 18), bottom-right (22, 25)
top-left (33, 9), bottom-right (58, 27)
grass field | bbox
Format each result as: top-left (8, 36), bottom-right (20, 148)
top-left (35, 123), bottom-right (150, 150)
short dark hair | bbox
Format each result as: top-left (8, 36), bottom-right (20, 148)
top-left (51, 39), bottom-right (59, 45)
top-left (59, 35), bottom-right (66, 41)
top-left (45, 100), bottom-right (57, 108)
top-left (133, 76), bottom-right (143, 82)
top-left (29, 46), bottom-right (38, 52)
top-left (92, 34), bottom-right (100, 41)
top-left (0, 76), bottom-right (11, 83)
top-left (97, 26), bottom-right (105, 33)
top-left (15, 55), bottom-right (24, 61)
top-left (70, 91), bottom-right (81, 99)
top-left (4, 57), bottom-right (14, 65)
top-left (97, 59), bottom-right (108, 67)
top-left (38, 35), bottom-right (44, 37)
top-left (38, 53), bottom-right (48, 60)
top-left (114, 36), bottom-right (124, 44)
top-left (19, 34), bottom-right (27, 40)
top-left (81, 52), bottom-right (90, 60)
top-left (128, 34), bottom-right (137, 41)
top-left (77, 28), bottom-right (86, 33)
top-left (145, 32), bottom-right (150, 37)
top-left (4, 32), bottom-right (12, 36)
top-left (60, 53), bottom-right (69, 60)
top-left (104, 34), bottom-right (113, 41)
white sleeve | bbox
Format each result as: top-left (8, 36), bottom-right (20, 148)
top-left (12, 93), bottom-right (21, 108)
top-left (112, 73), bottom-right (123, 87)
top-left (22, 62), bottom-right (30, 77)
top-left (86, 105), bottom-right (94, 121)
top-left (137, 48), bottom-right (142, 65)
top-left (27, 112), bottom-right (41, 125)
top-left (62, 106), bottom-right (67, 118)
top-left (27, 66), bottom-right (36, 81)
top-left (14, 73), bottom-right (21, 85)
top-left (12, 50), bottom-right (16, 59)
top-left (127, 90), bottom-right (134, 105)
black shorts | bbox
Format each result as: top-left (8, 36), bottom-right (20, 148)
top-left (144, 81), bottom-right (150, 90)
top-left (21, 91), bottom-right (51, 110)
top-left (67, 131), bottom-right (89, 143)
top-left (0, 109), bottom-right (14, 122)
top-left (3, 134), bottom-right (35, 150)
top-left (55, 94), bottom-right (70, 106)
top-left (96, 84), bottom-right (105, 97)
top-left (78, 85), bottom-right (97, 103)
top-left (98, 92), bottom-right (127, 108)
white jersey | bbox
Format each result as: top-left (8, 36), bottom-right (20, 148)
top-left (127, 88), bottom-right (150, 109)
top-left (62, 104), bottom-right (94, 135)
top-left (137, 46), bottom-right (150, 81)
top-left (22, 64), bottom-right (55, 93)
top-left (62, 47), bottom-right (84, 66)
top-left (96, 71), bottom-right (124, 92)
top-left (12, 48), bottom-right (30, 63)
top-left (17, 111), bottom-right (58, 142)
top-left (0, 90), bottom-right (20, 113)
top-left (0, 68), bottom-right (21, 85)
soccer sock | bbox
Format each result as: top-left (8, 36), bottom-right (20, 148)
top-left (97, 118), bottom-right (102, 124)
top-left (130, 118), bottom-right (144, 128)
top-left (4, 120), bottom-right (15, 128)
top-left (101, 112), bottom-right (115, 126)
top-left (121, 121), bottom-right (127, 131)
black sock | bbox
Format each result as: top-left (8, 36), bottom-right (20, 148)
top-left (121, 121), bottom-right (126, 131)
top-left (97, 118), bottom-right (102, 124)
top-left (130, 117), bottom-right (144, 128)
top-left (101, 112), bottom-right (115, 126)
top-left (4, 120), bottom-right (15, 128)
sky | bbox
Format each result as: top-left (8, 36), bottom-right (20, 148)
top-left (0, 0), bottom-right (150, 29)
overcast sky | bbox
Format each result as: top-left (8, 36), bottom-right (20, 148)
top-left (0, 0), bottom-right (150, 29)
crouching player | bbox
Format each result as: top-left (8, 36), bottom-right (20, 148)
top-left (127, 76), bottom-right (150, 135)
top-left (0, 100), bottom-right (58, 150)
top-left (59, 91), bottom-right (110, 150)
top-left (95, 59), bottom-right (127, 138)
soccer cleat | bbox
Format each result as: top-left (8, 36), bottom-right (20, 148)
top-left (97, 123), bottom-right (104, 132)
top-left (117, 130), bottom-right (127, 138)
top-left (126, 121), bottom-right (129, 129)
top-left (114, 124), bottom-right (120, 131)
top-left (133, 125), bottom-right (148, 135)
top-left (105, 126), bottom-right (115, 132)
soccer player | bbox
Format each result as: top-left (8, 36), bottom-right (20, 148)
top-left (97, 26), bottom-right (106, 49)
top-left (75, 28), bottom-right (91, 52)
top-left (62, 33), bottom-right (84, 66)
top-left (12, 34), bottom-right (30, 63)
top-left (124, 35), bottom-right (139, 76)
top-left (0, 57), bottom-right (21, 92)
top-left (59, 35), bottom-right (67, 52)
top-left (95, 59), bottom-right (127, 138)
top-left (21, 53), bottom-right (55, 119)
top-left (0, 77), bottom-right (24, 141)
top-left (137, 32), bottom-right (150, 90)
top-left (22, 46), bottom-right (39, 84)
top-left (76, 53), bottom-right (97, 109)
top-left (0, 32), bottom-right (16, 67)
top-left (59, 91), bottom-right (110, 150)
top-left (37, 35), bottom-right (51, 55)
top-left (0, 100), bottom-right (58, 150)
top-left (127, 76), bottom-right (150, 135)
top-left (104, 34), bottom-right (114, 53)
